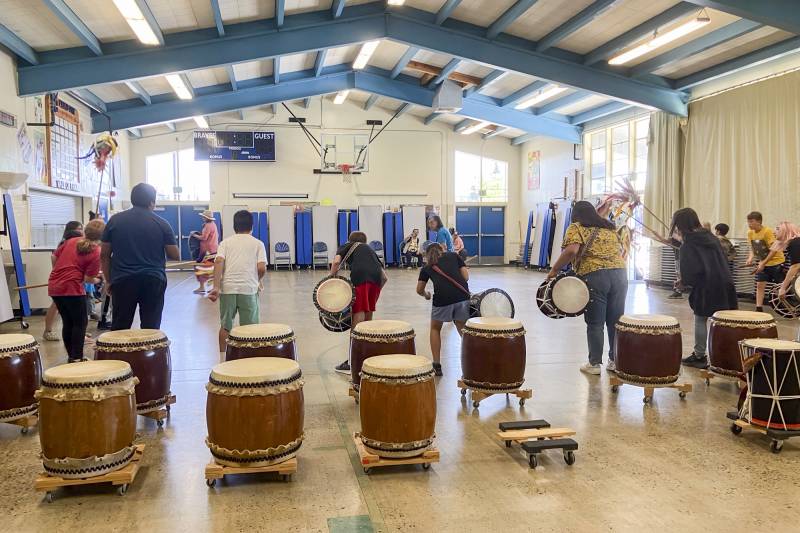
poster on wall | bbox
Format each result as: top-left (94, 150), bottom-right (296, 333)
top-left (527, 150), bottom-right (541, 191)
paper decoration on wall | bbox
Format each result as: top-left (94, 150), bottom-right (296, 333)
top-left (527, 150), bottom-right (540, 191)
top-left (16, 125), bottom-right (32, 164)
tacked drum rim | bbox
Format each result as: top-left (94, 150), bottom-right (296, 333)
top-left (710, 310), bottom-right (778, 328)
top-left (313, 275), bottom-right (355, 314)
top-left (226, 332), bottom-right (296, 348)
top-left (548, 275), bottom-right (590, 316)
top-left (0, 336), bottom-right (39, 358)
top-left (708, 365), bottom-right (741, 378)
top-left (207, 369), bottom-right (304, 396)
top-left (463, 326), bottom-right (525, 339)
top-left (0, 403), bottom-right (38, 423)
top-left (136, 394), bottom-right (172, 414)
top-left (206, 434), bottom-right (304, 467)
top-left (358, 434), bottom-right (434, 459)
top-left (36, 372), bottom-right (139, 402)
top-left (350, 330), bottom-right (415, 343)
top-left (613, 370), bottom-right (680, 386)
top-left (95, 329), bottom-right (169, 352)
top-left (319, 311), bottom-right (351, 333)
top-left (615, 323), bottom-right (682, 335)
top-left (360, 369), bottom-right (434, 385)
top-left (352, 319), bottom-right (415, 338)
top-left (461, 378), bottom-right (524, 394)
top-left (42, 446), bottom-right (136, 479)
top-left (471, 288), bottom-right (516, 319)
top-left (536, 281), bottom-right (566, 319)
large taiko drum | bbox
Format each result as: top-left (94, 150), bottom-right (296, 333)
top-left (614, 314), bottom-right (682, 384)
top-left (350, 320), bottom-right (415, 389)
top-left (739, 339), bottom-right (800, 431)
top-left (359, 354), bottom-right (436, 458)
top-left (709, 311), bottom-right (777, 377)
top-left (460, 317), bottom-right (526, 394)
top-left (95, 329), bottom-right (172, 414)
top-left (0, 334), bottom-right (42, 424)
top-left (226, 323), bottom-right (297, 361)
top-left (206, 357), bottom-right (304, 467)
top-left (36, 360), bottom-right (138, 479)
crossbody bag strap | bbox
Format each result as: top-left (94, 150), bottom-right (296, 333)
top-left (573, 228), bottom-right (600, 274)
top-left (431, 264), bottom-right (471, 296)
top-left (341, 242), bottom-right (360, 264)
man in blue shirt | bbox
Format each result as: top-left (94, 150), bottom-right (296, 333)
top-left (100, 183), bottom-right (179, 330)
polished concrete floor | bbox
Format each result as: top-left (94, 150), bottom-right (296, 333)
top-left (1, 267), bottom-right (798, 532)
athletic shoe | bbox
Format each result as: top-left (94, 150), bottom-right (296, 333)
top-left (97, 320), bottom-right (111, 331)
top-left (755, 306), bottom-right (764, 313)
top-left (193, 288), bottom-right (206, 294)
top-left (606, 359), bottom-right (617, 373)
top-left (580, 363), bottom-right (601, 375)
top-left (43, 330), bottom-right (60, 341)
top-left (335, 360), bottom-right (350, 374)
top-left (432, 362), bottom-right (443, 377)
top-left (668, 291), bottom-right (683, 299)
top-left (681, 352), bottom-right (708, 369)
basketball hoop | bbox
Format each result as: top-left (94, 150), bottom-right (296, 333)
top-left (338, 164), bottom-right (353, 184)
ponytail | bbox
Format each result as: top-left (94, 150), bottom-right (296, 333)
top-left (425, 242), bottom-right (444, 265)
top-left (77, 219), bottom-right (105, 255)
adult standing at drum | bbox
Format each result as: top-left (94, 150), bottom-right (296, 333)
top-left (428, 215), bottom-right (454, 252)
top-left (775, 222), bottom-right (800, 300)
top-left (191, 210), bottom-right (219, 294)
top-left (670, 208), bottom-right (738, 369)
top-left (547, 201), bottom-right (627, 375)
top-left (331, 231), bottom-right (388, 373)
top-left (100, 183), bottom-right (180, 330)
top-left (416, 242), bottom-right (470, 376)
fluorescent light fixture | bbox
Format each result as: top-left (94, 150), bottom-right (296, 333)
top-left (193, 116), bottom-right (209, 129)
top-left (387, 0), bottom-right (406, 5)
top-left (461, 121), bottom-right (491, 135)
top-left (608, 13), bottom-right (711, 66)
top-left (515, 86), bottom-right (568, 110)
top-left (112, 0), bottom-right (161, 45)
top-left (353, 41), bottom-right (380, 70)
top-left (166, 74), bottom-right (193, 100)
top-left (333, 90), bottom-right (350, 104)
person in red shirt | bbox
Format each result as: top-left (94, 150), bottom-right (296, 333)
top-left (48, 219), bottom-right (105, 363)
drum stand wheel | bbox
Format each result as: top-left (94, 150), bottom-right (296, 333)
top-left (609, 376), bottom-right (692, 404)
top-left (353, 433), bottom-right (439, 474)
top-left (700, 369), bottom-right (744, 388)
top-left (204, 457), bottom-right (298, 488)
top-left (726, 412), bottom-right (800, 454)
top-left (348, 387), bottom-right (359, 404)
top-left (3, 414), bottom-right (38, 435)
top-left (496, 420), bottom-right (578, 470)
top-left (457, 380), bottom-right (533, 409)
top-left (139, 394), bottom-right (177, 428)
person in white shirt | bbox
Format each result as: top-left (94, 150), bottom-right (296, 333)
top-left (208, 210), bottom-right (267, 352)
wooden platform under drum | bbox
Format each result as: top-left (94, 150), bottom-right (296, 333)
top-left (353, 434), bottom-right (439, 474)
top-left (458, 379), bottom-right (532, 408)
top-left (204, 457), bottom-right (298, 487)
top-left (3, 414), bottom-right (38, 434)
top-left (609, 376), bottom-right (691, 404)
top-left (139, 394), bottom-right (176, 427)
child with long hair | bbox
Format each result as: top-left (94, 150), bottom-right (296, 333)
top-left (774, 221), bottom-right (800, 299)
top-left (43, 221), bottom-right (84, 341)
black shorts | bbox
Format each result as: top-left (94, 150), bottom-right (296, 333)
top-left (756, 264), bottom-right (785, 283)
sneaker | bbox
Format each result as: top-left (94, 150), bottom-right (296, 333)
top-left (43, 330), bottom-right (60, 341)
top-left (580, 363), bottom-right (601, 375)
top-left (67, 357), bottom-right (88, 364)
top-left (432, 362), bottom-right (443, 377)
top-left (334, 360), bottom-right (350, 374)
top-left (668, 291), bottom-right (683, 299)
top-left (97, 320), bottom-right (111, 331)
top-left (193, 288), bottom-right (206, 294)
top-left (606, 359), bottom-right (617, 373)
top-left (681, 352), bottom-right (709, 369)
top-left (755, 306), bottom-right (764, 313)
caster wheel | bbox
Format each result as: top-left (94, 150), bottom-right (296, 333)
top-left (165, 405), bottom-right (171, 413)
top-left (519, 398), bottom-right (526, 406)
top-left (422, 463), bottom-right (430, 470)
top-left (460, 389), bottom-right (467, 396)
top-left (528, 454), bottom-right (538, 469)
top-left (771, 440), bottom-right (783, 454)
top-left (505, 440), bottom-right (511, 448)
top-left (21, 427), bottom-right (28, 435)
top-left (679, 391), bottom-right (687, 399)
top-left (206, 479), bottom-right (217, 488)
top-left (563, 450), bottom-right (576, 466)
top-left (45, 492), bottom-right (53, 503)
top-left (363, 467), bottom-right (370, 475)
top-left (505, 393), bottom-right (509, 398)
top-left (282, 474), bottom-right (292, 482)
top-left (705, 378), bottom-right (710, 386)
top-left (21, 322), bottom-right (29, 330)
top-left (611, 385), bottom-right (619, 393)
top-left (730, 423), bottom-right (743, 435)
top-left (117, 484), bottom-right (128, 496)
top-left (157, 419), bottom-right (165, 428)
top-left (643, 396), bottom-right (652, 404)
top-left (472, 401), bottom-right (480, 408)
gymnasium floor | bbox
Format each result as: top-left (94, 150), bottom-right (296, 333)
top-left (1, 266), bottom-right (797, 532)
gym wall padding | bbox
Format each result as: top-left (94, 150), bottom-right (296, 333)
top-left (382, 212), bottom-right (395, 265)
top-left (313, 206), bottom-right (339, 262)
top-left (401, 205), bottom-right (427, 242)
top-left (213, 212), bottom-right (222, 240)
top-left (268, 205), bottom-right (296, 264)
top-left (294, 211), bottom-right (312, 265)
top-left (258, 212), bottom-right (269, 264)
top-left (550, 200), bottom-right (572, 262)
top-left (358, 206), bottom-right (383, 245)
top-left (393, 212), bottom-right (404, 260)
top-left (337, 210), bottom-right (349, 246)
top-left (349, 211), bottom-right (359, 233)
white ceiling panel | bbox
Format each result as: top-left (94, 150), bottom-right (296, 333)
top-left (413, 49), bottom-right (455, 68)
top-left (88, 83), bottom-right (135, 103)
top-left (0, 0), bottom-right (84, 50)
top-left (446, 0), bottom-right (519, 29)
top-left (233, 59), bottom-right (273, 81)
top-left (480, 72), bottom-right (539, 99)
top-left (454, 62), bottom-right (494, 79)
top-left (505, 0), bottom-right (595, 42)
top-left (218, 0), bottom-right (274, 23)
top-left (556, 94), bottom-right (612, 116)
top-left (137, 76), bottom-right (173, 96)
top-left (148, 0), bottom-right (215, 33)
top-left (64, 0), bottom-right (132, 42)
top-left (325, 44), bottom-right (359, 68)
top-left (368, 40), bottom-right (412, 71)
top-left (281, 52), bottom-right (316, 73)
top-left (186, 67), bottom-right (229, 88)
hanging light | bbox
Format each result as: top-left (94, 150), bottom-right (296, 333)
top-left (193, 116), bottom-right (209, 129)
top-left (166, 74), bottom-right (193, 100)
top-left (461, 121), bottom-right (491, 135)
top-left (353, 41), bottom-right (380, 70)
top-left (112, 0), bottom-right (161, 45)
top-left (515, 85), bottom-right (567, 110)
top-left (333, 90), bottom-right (350, 104)
top-left (608, 11), bottom-right (711, 66)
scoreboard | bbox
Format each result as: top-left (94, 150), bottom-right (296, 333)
top-left (193, 130), bottom-right (276, 161)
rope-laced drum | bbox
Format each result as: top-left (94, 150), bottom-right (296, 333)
top-left (358, 354), bottom-right (436, 459)
top-left (738, 339), bottom-right (800, 431)
top-left (95, 329), bottom-right (172, 414)
top-left (36, 360), bottom-right (138, 479)
top-left (313, 275), bottom-right (355, 332)
top-left (768, 278), bottom-right (800, 319)
top-left (206, 357), bottom-right (304, 467)
top-left (0, 334), bottom-right (42, 423)
top-left (226, 323), bottom-right (297, 361)
top-left (350, 320), bottom-right (415, 390)
top-left (469, 288), bottom-right (515, 318)
top-left (461, 317), bottom-right (527, 394)
top-left (614, 314), bottom-right (682, 385)
top-left (536, 272), bottom-right (590, 319)
top-left (708, 310), bottom-right (777, 377)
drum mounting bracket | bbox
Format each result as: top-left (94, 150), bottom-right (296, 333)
top-left (458, 379), bottom-right (533, 408)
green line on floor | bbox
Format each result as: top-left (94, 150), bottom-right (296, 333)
top-left (327, 515), bottom-right (374, 533)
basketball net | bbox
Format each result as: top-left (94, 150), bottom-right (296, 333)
top-left (338, 164), bottom-right (353, 184)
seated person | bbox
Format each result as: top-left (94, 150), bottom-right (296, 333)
top-left (450, 228), bottom-right (468, 261)
top-left (402, 228), bottom-right (422, 268)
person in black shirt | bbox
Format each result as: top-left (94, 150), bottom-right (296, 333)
top-left (331, 231), bottom-right (387, 373)
top-left (775, 221), bottom-right (800, 299)
top-left (416, 242), bottom-right (470, 376)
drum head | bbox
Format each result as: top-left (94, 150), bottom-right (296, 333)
top-left (319, 312), bottom-right (351, 333)
top-left (473, 288), bottom-right (515, 318)
top-left (618, 314), bottom-right (679, 328)
top-left (353, 319), bottom-right (413, 335)
top-left (550, 275), bottom-right (590, 315)
top-left (768, 286), bottom-right (800, 319)
top-left (97, 329), bottom-right (166, 344)
top-left (712, 310), bottom-right (775, 323)
top-left (465, 316), bottom-right (524, 331)
top-left (44, 359), bottom-right (132, 384)
top-left (0, 333), bottom-right (37, 350)
top-left (230, 323), bottom-right (293, 339)
top-left (741, 338), bottom-right (800, 352)
top-left (361, 354), bottom-right (432, 377)
top-left (314, 277), bottom-right (354, 314)
top-left (211, 357), bottom-right (300, 384)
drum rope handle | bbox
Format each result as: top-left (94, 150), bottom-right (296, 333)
top-left (740, 348), bottom-right (800, 429)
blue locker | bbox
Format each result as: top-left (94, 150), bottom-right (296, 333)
top-left (393, 212), bottom-right (404, 261)
top-left (349, 211), bottom-right (359, 232)
top-left (154, 205), bottom-right (180, 249)
top-left (382, 213), bottom-right (395, 265)
top-left (338, 211), bottom-right (349, 246)
top-left (455, 206), bottom-right (479, 257)
top-left (213, 212), bottom-right (222, 240)
top-left (480, 206), bottom-right (505, 259)
top-left (179, 205), bottom-right (209, 260)
top-left (257, 212), bottom-right (269, 262)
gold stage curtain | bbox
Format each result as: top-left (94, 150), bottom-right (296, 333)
top-left (644, 112), bottom-right (686, 237)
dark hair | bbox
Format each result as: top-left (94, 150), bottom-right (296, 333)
top-left (714, 223), bottom-right (729, 236)
top-left (348, 231), bottom-right (367, 244)
top-left (131, 183), bottom-right (157, 208)
top-left (670, 207), bottom-right (703, 237)
top-left (747, 211), bottom-right (762, 223)
top-left (571, 201), bottom-right (615, 230)
top-left (428, 215), bottom-right (443, 230)
top-left (425, 242), bottom-right (444, 265)
top-left (233, 210), bottom-right (253, 233)
top-left (449, 227), bottom-right (455, 235)
top-left (62, 221), bottom-right (83, 240)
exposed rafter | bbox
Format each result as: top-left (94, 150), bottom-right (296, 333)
top-left (128, 128), bottom-right (142, 138)
top-left (270, 103), bottom-right (278, 114)
top-left (364, 94), bottom-right (379, 110)
top-left (407, 60), bottom-right (481, 87)
top-left (332, 0), bottom-right (346, 19)
top-left (483, 126), bottom-right (509, 140)
top-left (391, 46), bottom-right (418, 79)
top-left (238, 110), bottom-right (245, 120)
top-left (570, 101), bottom-right (630, 124)
top-left (430, 58), bottom-right (461, 85)
top-left (72, 88), bottom-right (106, 113)
top-left (132, 0), bottom-right (164, 46)
top-left (435, 0), bottom-right (463, 25)
top-left (453, 119), bottom-right (471, 133)
top-left (211, 0), bottom-right (225, 36)
top-left (501, 81), bottom-right (548, 108)
top-left (536, 0), bottom-right (619, 53)
top-left (227, 65), bottom-right (238, 90)
top-left (0, 23), bottom-right (39, 64)
top-left (534, 91), bottom-right (590, 116)
top-left (510, 133), bottom-right (535, 146)
top-left (42, 0), bottom-right (103, 55)
top-left (395, 103), bottom-right (412, 116)
top-left (423, 113), bottom-right (441, 125)
top-left (486, 0), bottom-right (540, 40)
top-left (684, 0), bottom-right (800, 35)
top-left (276, 0), bottom-right (285, 28)
top-left (165, 122), bottom-right (176, 132)
top-left (274, 58), bottom-right (281, 84)
top-left (125, 80), bottom-right (151, 105)
top-left (178, 73), bottom-right (195, 99)
top-left (302, 97), bottom-right (311, 108)
top-left (465, 70), bottom-right (505, 96)
top-left (314, 49), bottom-right (328, 77)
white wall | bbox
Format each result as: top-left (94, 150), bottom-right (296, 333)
top-left (130, 99), bottom-right (522, 261)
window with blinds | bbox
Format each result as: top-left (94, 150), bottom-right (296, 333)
top-left (28, 191), bottom-right (81, 249)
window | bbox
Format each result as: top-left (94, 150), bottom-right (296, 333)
top-left (455, 151), bottom-right (508, 203)
top-left (584, 115), bottom-right (650, 195)
top-left (590, 132), bottom-right (606, 195)
top-left (146, 148), bottom-right (209, 201)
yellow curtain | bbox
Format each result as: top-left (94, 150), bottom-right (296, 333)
top-left (644, 112), bottom-right (686, 236)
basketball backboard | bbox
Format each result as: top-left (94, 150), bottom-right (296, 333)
top-left (320, 134), bottom-right (369, 173)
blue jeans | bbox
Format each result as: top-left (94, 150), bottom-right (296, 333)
top-left (583, 268), bottom-right (628, 365)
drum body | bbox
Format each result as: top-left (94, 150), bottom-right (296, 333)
top-left (206, 357), bottom-right (304, 467)
top-left (536, 272), bottom-right (589, 319)
top-left (469, 288), bottom-right (515, 318)
top-left (226, 323), bottom-right (297, 361)
top-left (460, 317), bottom-right (526, 393)
top-left (319, 311), bottom-right (351, 333)
top-left (708, 311), bottom-right (777, 377)
top-left (740, 339), bottom-right (800, 430)
top-left (314, 276), bottom-right (355, 333)
top-left (36, 360), bottom-right (138, 479)
top-left (0, 334), bottom-right (42, 423)
top-left (95, 329), bottom-right (172, 414)
top-left (350, 320), bottom-right (415, 389)
top-left (359, 355), bottom-right (436, 458)
top-left (615, 314), bottom-right (682, 384)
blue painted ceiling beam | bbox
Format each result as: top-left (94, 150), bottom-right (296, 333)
top-left (510, 133), bottom-right (535, 146)
top-left (72, 89), bottom-right (106, 113)
top-left (435, 0), bottom-right (463, 25)
top-left (274, 58), bottom-right (281, 84)
top-left (464, 69), bottom-right (505, 96)
top-left (42, 0), bottom-right (103, 55)
top-left (0, 23), bottom-right (39, 64)
top-left (533, 90), bottom-right (589, 116)
top-left (423, 112), bottom-right (441, 125)
top-left (391, 46), bottom-right (418, 78)
top-left (314, 49), bottom-right (328, 77)
top-left (227, 65), bottom-right (238, 90)
top-left (395, 103), bottom-right (412, 116)
top-left (238, 110), bottom-right (245, 120)
top-left (536, 0), bottom-right (619, 53)
top-left (125, 80), bottom-right (151, 105)
top-left (486, 0), bottom-right (540, 40)
top-left (629, 19), bottom-right (762, 78)
top-left (570, 101), bottom-right (630, 124)
top-left (211, 0), bottom-right (225, 36)
top-left (179, 73), bottom-right (196, 98)
top-left (364, 94), bottom-right (379, 110)
top-left (134, 0), bottom-right (165, 46)
top-left (453, 119), bottom-right (472, 133)
top-left (483, 126), bottom-right (509, 140)
top-left (683, 0), bottom-right (800, 34)
top-left (276, 0), bottom-right (285, 28)
top-left (501, 80), bottom-right (548, 108)
top-left (332, 0), bottom-right (346, 19)
top-left (583, 3), bottom-right (698, 65)
top-left (269, 103), bottom-right (278, 114)
top-left (430, 58), bottom-right (460, 85)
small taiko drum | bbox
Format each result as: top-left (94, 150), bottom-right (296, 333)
top-left (739, 339), bottom-right (800, 431)
top-left (314, 275), bottom-right (354, 332)
top-left (359, 354), bottom-right (436, 458)
top-left (95, 329), bottom-right (172, 414)
top-left (206, 357), bottom-right (304, 467)
top-left (36, 360), bottom-right (138, 479)
top-left (0, 334), bottom-right (42, 424)
top-left (350, 320), bottom-right (415, 389)
top-left (709, 311), bottom-right (777, 377)
top-left (460, 317), bottom-right (526, 393)
top-left (615, 314), bottom-right (682, 384)
top-left (226, 323), bottom-right (297, 361)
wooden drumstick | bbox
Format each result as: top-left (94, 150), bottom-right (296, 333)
top-left (13, 282), bottom-right (49, 291)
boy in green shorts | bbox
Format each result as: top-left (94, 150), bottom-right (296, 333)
top-left (208, 210), bottom-right (267, 352)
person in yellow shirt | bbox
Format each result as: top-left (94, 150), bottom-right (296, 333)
top-left (745, 211), bottom-right (785, 312)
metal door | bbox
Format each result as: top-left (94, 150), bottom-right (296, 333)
top-left (179, 205), bottom-right (209, 260)
top-left (479, 206), bottom-right (505, 264)
top-left (154, 206), bottom-right (179, 250)
top-left (455, 206), bottom-right (479, 257)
